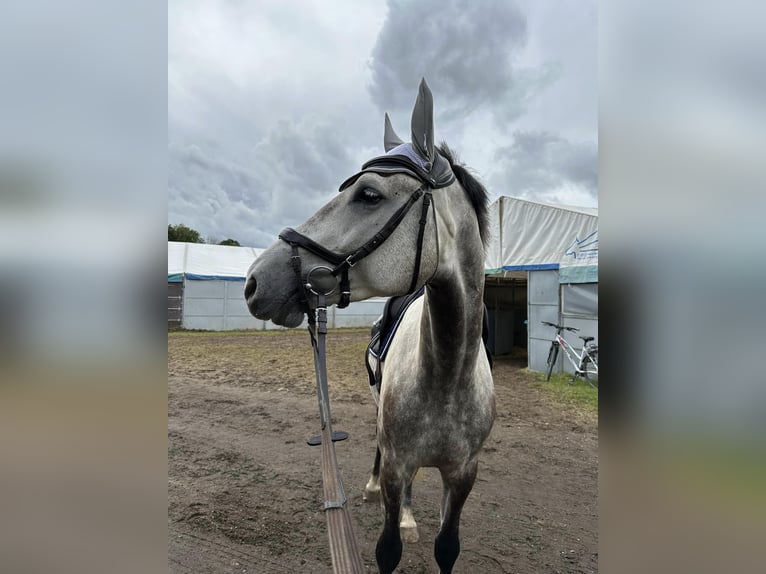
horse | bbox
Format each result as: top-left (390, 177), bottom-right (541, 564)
top-left (245, 78), bottom-right (495, 574)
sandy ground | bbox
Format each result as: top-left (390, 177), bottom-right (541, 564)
top-left (168, 329), bottom-right (597, 573)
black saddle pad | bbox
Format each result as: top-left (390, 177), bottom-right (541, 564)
top-left (366, 290), bottom-right (493, 389)
top-left (370, 287), bottom-right (425, 362)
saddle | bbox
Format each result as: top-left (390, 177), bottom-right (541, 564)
top-left (365, 290), bottom-right (493, 403)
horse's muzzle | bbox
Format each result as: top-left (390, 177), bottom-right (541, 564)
top-left (244, 270), bottom-right (305, 328)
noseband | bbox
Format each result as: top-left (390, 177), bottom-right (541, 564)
top-left (278, 180), bottom-right (434, 313)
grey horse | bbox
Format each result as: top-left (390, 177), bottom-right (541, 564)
top-left (245, 79), bottom-right (495, 574)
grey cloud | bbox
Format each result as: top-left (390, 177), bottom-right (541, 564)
top-left (169, 119), bottom-right (359, 248)
top-left (256, 122), bottom-right (355, 197)
top-left (492, 131), bottom-right (597, 202)
top-left (168, 143), bottom-right (272, 246)
top-left (173, 145), bottom-right (264, 208)
top-left (369, 0), bottom-right (555, 124)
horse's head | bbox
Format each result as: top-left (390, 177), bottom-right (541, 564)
top-left (246, 79), bottom-right (456, 327)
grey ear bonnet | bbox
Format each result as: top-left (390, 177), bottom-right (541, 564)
top-left (338, 143), bottom-right (455, 191)
top-left (339, 78), bottom-right (455, 191)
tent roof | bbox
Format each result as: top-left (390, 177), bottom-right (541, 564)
top-left (507, 197), bottom-right (598, 217)
top-left (485, 196), bottom-right (598, 282)
top-left (168, 242), bottom-right (264, 281)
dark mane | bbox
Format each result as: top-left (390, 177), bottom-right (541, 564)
top-left (437, 143), bottom-right (490, 249)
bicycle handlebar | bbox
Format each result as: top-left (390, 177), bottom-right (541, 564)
top-left (541, 321), bottom-right (579, 332)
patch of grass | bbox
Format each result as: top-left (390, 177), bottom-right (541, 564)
top-left (531, 371), bottom-right (598, 413)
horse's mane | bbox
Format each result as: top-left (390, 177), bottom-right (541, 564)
top-left (437, 143), bottom-right (490, 250)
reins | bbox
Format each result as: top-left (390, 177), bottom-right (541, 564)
top-left (305, 294), bottom-right (365, 573)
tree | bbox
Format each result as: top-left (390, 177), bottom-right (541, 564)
top-left (168, 223), bottom-right (204, 243)
top-left (218, 239), bottom-right (241, 246)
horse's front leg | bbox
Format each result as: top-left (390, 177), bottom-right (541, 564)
top-left (365, 447), bottom-right (419, 543)
top-left (434, 460), bottom-right (478, 574)
top-left (363, 445), bottom-right (381, 502)
top-left (399, 481), bottom-right (419, 543)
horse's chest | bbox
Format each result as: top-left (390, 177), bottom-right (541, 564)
top-left (380, 390), bottom-right (492, 460)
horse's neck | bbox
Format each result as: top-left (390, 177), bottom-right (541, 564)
top-left (418, 191), bottom-right (485, 386)
top-left (421, 276), bottom-right (484, 379)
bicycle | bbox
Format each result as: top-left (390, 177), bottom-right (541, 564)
top-left (541, 321), bottom-right (598, 388)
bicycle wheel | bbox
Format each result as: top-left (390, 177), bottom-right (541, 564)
top-left (582, 352), bottom-right (598, 389)
top-left (545, 343), bottom-right (558, 381)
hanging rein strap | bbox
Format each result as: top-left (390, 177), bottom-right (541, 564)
top-left (278, 182), bottom-right (432, 309)
top-left (409, 189), bottom-right (432, 293)
top-left (305, 294), bottom-right (366, 572)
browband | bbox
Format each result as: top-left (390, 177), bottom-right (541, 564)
top-left (338, 149), bottom-right (455, 191)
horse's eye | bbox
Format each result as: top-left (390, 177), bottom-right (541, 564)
top-left (355, 188), bottom-right (383, 205)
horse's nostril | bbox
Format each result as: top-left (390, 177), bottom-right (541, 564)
top-left (244, 275), bottom-right (257, 301)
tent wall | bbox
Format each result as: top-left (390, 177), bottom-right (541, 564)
top-left (182, 279), bottom-right (258, 331)
top-left (332, 299), bottom-right (387, 328)
top-left (527, 269), bottom-right (598, 376)
top-left (527, 270), bottom-right (562, 372)
top-left (168, 282), bottom-right (183, 329)
top-left (180, 278), bottom-right (386, 331)
top-left (558, 283), bottom-right (598, 376)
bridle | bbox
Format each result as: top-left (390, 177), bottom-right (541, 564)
top-left (278, 181), bottom-right (432, 312)
top-left (278, 150), bottom-right (454, 314)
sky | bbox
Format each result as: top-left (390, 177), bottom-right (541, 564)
top-left (169, 0), bottom-right (597, 248)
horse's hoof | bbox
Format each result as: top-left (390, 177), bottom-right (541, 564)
top-left (363, 486), bottom-right (380, 503)
top-left (400, 525), bottom-right (419, 544)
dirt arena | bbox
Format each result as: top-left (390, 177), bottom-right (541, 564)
top-left (168, 329), bottom-right (597, 573)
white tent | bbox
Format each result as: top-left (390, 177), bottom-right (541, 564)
top-left (167, 242), bottom-right (385, 331)
top-left (485, 196), bottom-right (598, 282)
top-left (482, 197), bottom-right (598, 375)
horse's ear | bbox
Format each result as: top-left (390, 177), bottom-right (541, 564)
top-left (384, 113), bottom-right (404, 152)
top-left (410, 77), bottom-right (434, 166)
